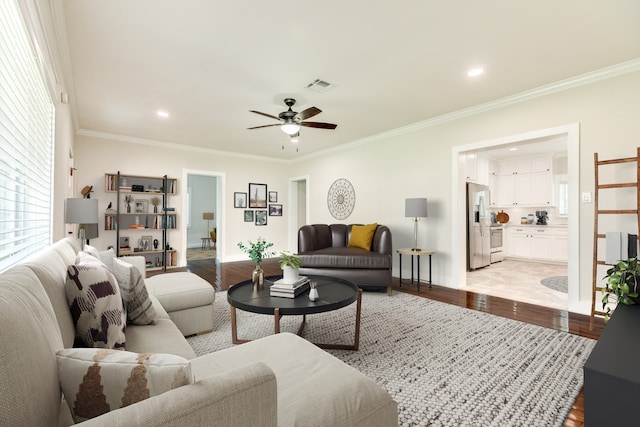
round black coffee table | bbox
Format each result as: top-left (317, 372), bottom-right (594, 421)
top-left (227, 275), bottom-right (362, 350)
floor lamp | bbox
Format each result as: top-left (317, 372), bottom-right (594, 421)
top-left (203, 212), bottom-right (214, 233)
top-left (405, 198), bottom-right (428, 251)
top-left (65, 198), bottom-right (99, 250)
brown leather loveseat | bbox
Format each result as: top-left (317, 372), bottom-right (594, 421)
top-left (297, 224), bottom-right (392, 293)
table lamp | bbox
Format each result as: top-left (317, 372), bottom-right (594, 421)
top-left (203, 212), bottom-right (214, 233)
top-left (405, 198), bottom-right (428, 251)
top-left (65, 198), bottom-right (99, 250)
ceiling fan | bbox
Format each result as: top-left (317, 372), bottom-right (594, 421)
top-left (248, 98), bottom-right (337, 138)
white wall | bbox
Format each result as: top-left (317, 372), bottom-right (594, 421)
top-left (73, 70), bottom-right (640, 312)
top-left (73, 134), bottom-right (292, 264)
top-left (288, 70), bottom-right (640, 311)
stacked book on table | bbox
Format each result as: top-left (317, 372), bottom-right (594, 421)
top-left (269, 276), bottom-right (310, 298)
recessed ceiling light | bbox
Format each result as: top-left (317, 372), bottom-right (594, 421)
top-left (157, 111), bottom-right (169, 118)
top-left (467, 67), bottom-right (484, 77)
top-left (509, 147), bottom-right (518, 151)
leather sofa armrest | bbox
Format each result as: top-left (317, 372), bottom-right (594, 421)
top-left (77, 362), bottom-right (277, 427)
top-left (298, 225), bottom-right (316, 252)
top-left (371, 225), bottom-right (393, 255)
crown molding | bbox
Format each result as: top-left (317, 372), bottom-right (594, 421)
top-left (76, 129), bottom-right (290, 164)
top-left (78, 58), bottom-right (640, 164)
top-left (295, 58), bottom-right (640, 162)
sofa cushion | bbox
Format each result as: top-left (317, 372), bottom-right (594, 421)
top-left (113, 258), bottom-right (157, 325)
top-left (84, 244), bottom-right (116, 271)
top-left (0, 266), bottom-right (65, 426)
top-left (299, 247), bottom-right (391, 269)
top-left (57, 348), bottom-right (193, 423)
top-left (66, 258), bottom-right (127, 349)
top-left (147, 272), bottom-right (215, 312)
top-left (348, 223), bottom-right (378, 251)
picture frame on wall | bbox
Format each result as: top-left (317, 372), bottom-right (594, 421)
top-left (269, 204), bottom-right (282, 216)
top-left (269, 191), bottom-right (278, 203)
top-left (249, 183), bottom-right (267, 208)
top-left (234, 192), bottom-right (247, 208)
top-left (244, 210), bottom-right (254, 222)
top-left (255, 210), bottom-right (267, 226)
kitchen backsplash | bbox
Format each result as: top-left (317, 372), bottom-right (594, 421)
top-left (492, 206), bottom-right (567, 225)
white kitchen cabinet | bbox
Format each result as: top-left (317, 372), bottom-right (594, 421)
top-left (494, 155), bottom-right (553, 207)
top-left (551, 228), bottom-right (568, 261)
top-left (464, 153), bottom-right (477, 182)
top-left (507, 226), bottom-right (559, 261)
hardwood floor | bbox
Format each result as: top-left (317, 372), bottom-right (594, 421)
top-left (150, 258), bottom-right (604, 427)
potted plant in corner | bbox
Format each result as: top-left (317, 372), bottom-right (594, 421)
top-left (237, 237), bottom-right (275, 288)
top-left (602, 258), bottom-right (640, 321)
top-left (279, 251), bottom-right (302, 284)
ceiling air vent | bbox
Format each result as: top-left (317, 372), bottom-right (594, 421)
top-left (306, 78), bottom-right (336, 93)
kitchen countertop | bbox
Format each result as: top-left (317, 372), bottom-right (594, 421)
top-left (500, 223), bottom-right (568, 228)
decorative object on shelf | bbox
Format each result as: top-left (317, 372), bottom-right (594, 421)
top-left (602, 258), bottom-right (640, 321)
top-left (279, 251), bottom-right (302, 284)
top-left (234, 192), bottom-right (247, 208)
top-left (153, 239), bottom-right (159, 250)
top-left (238, 237), bottom-right (275, 289)
top-left (327, 178), bottom-right (355, 220)
top-left (135, 199), bottom-right (149, 213)
top-left (65, 198), bottom-right (99, 250)
top-left (269, 191), bottom-right (278, 203)
top-left (405, 198), bottom-right (428, 251)
top-left (150, 197), bottom-right (161, 213)
top-left (202, 212), bottom-right (214, 232)
top-left (308, 281), bottom-right (319, 301)
top-left (255, 210), bottom-right (267, 226)
top-left (123, 195), bottom-right (133, 213)
top-left (131, 184), bottom-right (144, 192)
top-left (80, 185), bottom-right (93, 198)
top-left (244, 210), bottom-right (254, 222)
top-left (138, 236), bottom-right (152, 251)
top-left (249, 183), bottom-right (267, 208)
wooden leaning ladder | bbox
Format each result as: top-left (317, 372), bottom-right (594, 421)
top-left (590, 147), bottom-right (640, 329)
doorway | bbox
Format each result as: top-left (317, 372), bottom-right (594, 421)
top-left (183, 170), bottom-right (225, 264)
top-left (288, 176), bottom-right (310, 252)
top-left (451, 124), bottom-right (584, 313)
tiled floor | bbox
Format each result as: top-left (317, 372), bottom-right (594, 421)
top-left (462, 259), bottom-right (568, 310)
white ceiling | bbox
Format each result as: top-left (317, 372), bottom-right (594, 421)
top-left (58, 1), bottom-right (640, 160)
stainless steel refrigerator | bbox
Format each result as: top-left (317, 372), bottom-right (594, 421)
top-left (467, 182), bottom-right (491, 270)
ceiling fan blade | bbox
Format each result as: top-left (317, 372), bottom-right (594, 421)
top-left (247, 124), bottom-right (281, 130)
top-left (297, 106), bottom-right (322, 120)
top-left (249, 110), bottom-right (281, 121)
top-left (300, 121), bottom-right (337, 130)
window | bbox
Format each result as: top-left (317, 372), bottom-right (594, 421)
top-left (558, 180), bottom-right (569, 216)
top-left (0, 0), bottom-right (55, 272)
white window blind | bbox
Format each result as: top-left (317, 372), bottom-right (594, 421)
top-left (0, 0), bottom-right (54, 272)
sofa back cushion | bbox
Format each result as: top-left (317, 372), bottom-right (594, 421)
top-left (0, 265), bottom-right (64, 426)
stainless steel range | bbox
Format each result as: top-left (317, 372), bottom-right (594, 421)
top-left (489, 224), bottom-right (504, 263)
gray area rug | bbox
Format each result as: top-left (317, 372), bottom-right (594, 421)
top-left (188, 291), bottom-right (595, 426)
top-left (541, 276), bottom-right (569, 293)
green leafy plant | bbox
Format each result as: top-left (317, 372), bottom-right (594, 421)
top-left (237, 237), bottom-right (275, 265)
top-left (602, 258), bottom-right (640, 320)
top-left (279, 251), bottom-right (302, 269)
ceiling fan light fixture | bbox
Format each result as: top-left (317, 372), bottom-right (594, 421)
top-left (281, 122), bottom-right (300, 135)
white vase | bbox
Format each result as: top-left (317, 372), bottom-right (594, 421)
top-left (309, 282), bottom-right (319, 301)
top-left (282, 266), bottom-right (299, 284)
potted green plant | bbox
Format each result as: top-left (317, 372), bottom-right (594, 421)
top-left (279, 251), bottom-right (302, 284)
top-left (602, 258), bottom-right (640, 320)
top-left (237, 237), bottom-right (275, 288)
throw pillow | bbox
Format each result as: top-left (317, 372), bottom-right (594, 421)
top-left (348, 223), bottom-right (378, 251)
top-left (113, 258), bottom-right (157, 325)
top-left (83, 244), bottom-right (116, 271)
top-left (66, 260), bottom-right (126, 349)
top-left (57, 348), bottom-right (193, 423)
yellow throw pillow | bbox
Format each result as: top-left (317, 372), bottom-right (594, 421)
top-left (348, 223), bottom-right (378, 251)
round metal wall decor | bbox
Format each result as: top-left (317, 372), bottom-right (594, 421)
top-left (327, 178), bottom-right (355, 220)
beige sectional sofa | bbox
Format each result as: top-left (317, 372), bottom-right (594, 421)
top-left (0, 237), bottom-right (398, 426)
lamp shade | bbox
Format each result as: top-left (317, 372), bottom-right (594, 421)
top-left (405, 198), bottom-right (428, 218)
top-left (281, 122), bottom-right (301, 135)
top-left (65, 198), bottom-right (99, 224)
top-left (202, 212), bottom-right (214, 220)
